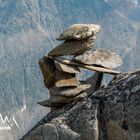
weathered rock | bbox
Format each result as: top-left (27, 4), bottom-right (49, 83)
top-left (23, 98), bottom-right (100, 140)
top-left (85, 72), bottom-right (103, 95)
top-left (22, 125), bottom-right (44, 140)
top-left (55, 61), bottom-right (80, 74)
top-left (92, 72), bottom-right (140, 140)
top-left (23, 119), bottom-right (80, 140)
top-left (54, 57), bottom-right (121, 75)
top-left (39, 56), bottom-right (55, 89)
top-left (22, 71), bottom-right (140, 140)
top-left (38, 92), bottom-right (88, 107)
top-left (73, 49), bottom-right (123, 69)
top-left (55, 70), bottom-right (80, 87)
top-left (56, 24), bottom-right (101, 40)
top-left (37, 98), bottom-right (65, 107)
top-left (50, 84), bottom-right (91, 97)
top-left (48, 37), bottom-right (94, 57)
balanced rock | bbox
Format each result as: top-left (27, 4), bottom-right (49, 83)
top-left (37, 23), bottom-right (123, 112)
top-left (55, 61), bottom-right (80, 74)
top-left (50, 83), bottom-right (91, 97)
top-left (57, 24), bottom-right (101, 40)
top-left (38, 98), bottom-right (64, 107)
top-left (54, 57), bottom-right (120, 75)
top-left (55, 70), bottom-right (80, 87)
top-left (39, 56), bottom-right (55, 89)
top-left (48, 37), bottom-right (94, 57)
top-left (38, 92), bottom-right (88, 107)
top-left (73, 49), bottom-right (123, 69)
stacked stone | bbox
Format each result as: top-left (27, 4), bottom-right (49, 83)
top-left (38, 24), bottom-right (123, 110)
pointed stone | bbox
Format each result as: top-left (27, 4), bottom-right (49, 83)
top-left (55, 70), bottom-right (80, 87)
top-left (48, 37), bottom-right (94, 57)
top-left (57, 24), bottom-right (101, 40)
top-left (55, 61), bottom-right (80, 74)
top-left (39, 56), bottom-right (55, 89)
top-left (50, 83), bottom-right (91, 97)
top-left (37, 99), bottom-right (64, 107)
top-left (73, 49), bottom-right (123, 69)
top-left (85, 72), bottom-right (103, 95)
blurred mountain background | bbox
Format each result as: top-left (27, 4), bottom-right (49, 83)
top-left (0, 0), bottom-right (140, 139)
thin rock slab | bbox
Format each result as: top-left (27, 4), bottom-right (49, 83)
top-left (50, 84), bottom-right (91, 97)
top-left (48, 37), bottom-right (94, 57)
top-left (54, 57), bottom-right (121, 75)
top-left (37, 98), bottom-right (65, 107)
top-left (39, 56), bottom-right (55, 89)
top-left (38, 92), bottom-right (88, 107)
top-left (55, 70), bottom-right (80, 88)
top-left (73, 49), bottom-right (123, 69)
top-left (55, 61), bottom-right (80, 74)
top-left (56, 24), bottom-right (101, 40)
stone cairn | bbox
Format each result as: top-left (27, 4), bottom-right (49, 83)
top-left (38, 24), bottom-right (123, 110)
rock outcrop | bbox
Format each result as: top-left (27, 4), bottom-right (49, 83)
top-left (21, 70), bottom-right (140, 140)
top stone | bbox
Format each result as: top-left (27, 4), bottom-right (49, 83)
top-left (56, 24), bottom-right (101, 40)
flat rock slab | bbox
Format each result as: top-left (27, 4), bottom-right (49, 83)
top-left (50, 84), bottom-right (91, 97)
top-left (57, 24), bottom-right (101, 40)
top-left (22, 71), bottom-right (140, 140)
top-left (55, 61), bottom-right (80, 74)
top-left (48, 37), bottom-right (94, 57)
top-left (55, 70), bottom-right (80, 87)
top-left (38, 96), bottom-right (68, 107)
top-left (39, 56), bottom-right (55, 89)
top-left (38, 92), bottom-right (88, 107)
top-left (73, 49), bottom-right (123, 69)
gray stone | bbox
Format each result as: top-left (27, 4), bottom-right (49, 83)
top-left (42, 124), bottom-right (59, 140)
top-left (54, 57), bottom-right (120, 75)
top-left (38, 91), bottom-right (89, 108)
top-left (48, 37), bottom-right (94, 57)
top-left (22, 71), bottom-right (140, 140)
top-left (39, 56), bottom-right (56, 89)
top-left (73, 49), bottom-right (123, 69)
top-left (37, 98), bottom-right (64, 107)
top-left (50, 84), bottom-right (91, 97)
top-left (55, 61), bottom-right (80, 74)
top-left (55, 70), bottom-right (80, 87)
top-left (56, 24), bottom-right (101, 40)
top-left (85, 72), bottom-right (103, 95)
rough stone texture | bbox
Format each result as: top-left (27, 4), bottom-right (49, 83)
top-left (21, 71), bottom-right (140, 140)
top-left (39, 56), bottom-right (56, 89)
top-left (56, 24), bottom-right (101, 40)
top-left (55, 70), bottom-right (80, 87)
top-left (73, 49), bottom-right (123, 69)
top-left (55, 61), bottom-right (80, 74)
top-left (54, 57), bottom-right (120, 75)
top-left (48, 37), bottom-right (94, 57)
top-left (50, 84), bottom-right (91, 97)
top-left (1, 1), bottom-right (140, 139)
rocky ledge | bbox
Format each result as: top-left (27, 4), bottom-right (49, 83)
top-left (21, 70), bottom-right (140, 140)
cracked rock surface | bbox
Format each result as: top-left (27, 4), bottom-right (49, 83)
top-left (21, 71), bottom-right (140, 140)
